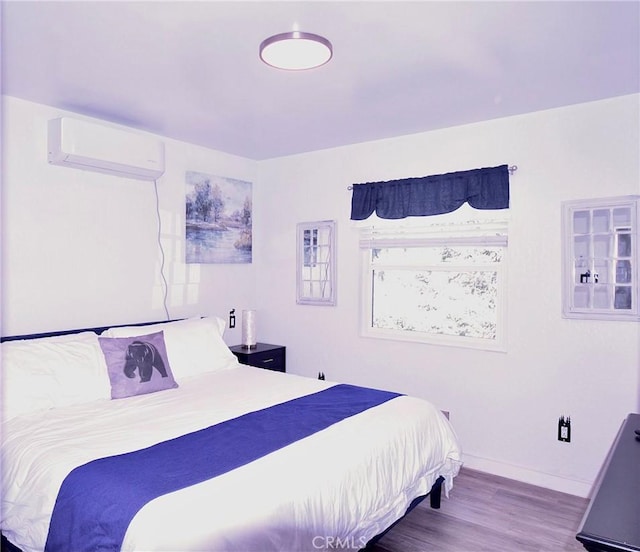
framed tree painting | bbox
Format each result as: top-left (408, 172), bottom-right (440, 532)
top-left (185, 171), bottom-right (252, 264)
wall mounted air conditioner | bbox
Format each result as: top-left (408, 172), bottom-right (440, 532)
top-left (48, 117), bottom-right (165, 181)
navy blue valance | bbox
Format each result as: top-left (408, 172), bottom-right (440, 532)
top-left (350, 164), bottom-right (510, 221)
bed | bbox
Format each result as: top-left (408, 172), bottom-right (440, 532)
top-left (1, 316), bottom-right (462, 552)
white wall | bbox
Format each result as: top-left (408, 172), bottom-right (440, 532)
top-left (1, 96), bottom-right (256, 346)
top-left (2, 93), bottom-right (639, 497)
top-left (254, 94), bottom-right (640, 497)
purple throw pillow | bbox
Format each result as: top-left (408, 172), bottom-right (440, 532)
top-left (98, 331), bottom-right (178, 399)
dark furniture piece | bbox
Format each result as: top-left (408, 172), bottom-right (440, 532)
top-left (576, 413), bottom-right (640, 552)
top-left (0, 319), bottom-right (180, 342)
top-left (1, 533), bottom-right (22, 552)
top-left (229, 343), bottom-right (286, 373)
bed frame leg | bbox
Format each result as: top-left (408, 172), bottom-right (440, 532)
top-left (429, 476), bottom-right (445, 509)
top-left (362, 475), bottom-right (447, 549)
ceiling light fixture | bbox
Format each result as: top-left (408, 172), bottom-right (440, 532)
top-left (259, 31), bottom-right (332, 71)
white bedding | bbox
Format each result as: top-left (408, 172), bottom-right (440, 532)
top-left (2, 365), bottom-right (462, 552)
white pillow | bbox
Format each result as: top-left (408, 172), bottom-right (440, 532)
top-left (1, 332), bottom-right (112, 422)
top-left (103, 317), bottom-right (238, 381)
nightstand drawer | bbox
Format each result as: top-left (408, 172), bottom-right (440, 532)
top-left (229, 343), bottom-right (286, 373)
top-left (249, 348), bottom-right (285, 372)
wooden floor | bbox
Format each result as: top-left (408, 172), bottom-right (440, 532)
top-left (369, 468), bottom-right (590, 552)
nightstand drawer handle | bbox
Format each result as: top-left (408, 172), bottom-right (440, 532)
top-left (262, 358), bottom-right (274, 363)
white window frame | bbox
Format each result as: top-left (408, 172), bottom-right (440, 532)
top-left (358, 214), bottom-right (508, 352)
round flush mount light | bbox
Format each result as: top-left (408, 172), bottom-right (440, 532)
top-left (259, 31), bottom-right (333, 71)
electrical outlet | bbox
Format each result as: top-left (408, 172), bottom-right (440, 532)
top-left (229, 309), bottom-right (236, 329)
top-left (558, 415), bottom-right (571, 442)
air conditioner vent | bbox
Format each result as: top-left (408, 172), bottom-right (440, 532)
top-left (48, 117), bottom-right (165, 181)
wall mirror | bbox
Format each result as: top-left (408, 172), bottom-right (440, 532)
top-left (296, 220), bottom-right (336, 306)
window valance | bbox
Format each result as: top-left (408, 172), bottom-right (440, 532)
top-left (350, 164), bottom-right (510, 221)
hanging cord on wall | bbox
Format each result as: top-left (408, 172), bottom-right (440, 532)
top-left (153, 179), bottom-right (171, 321)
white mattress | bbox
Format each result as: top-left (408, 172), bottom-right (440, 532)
top-left (1, 365), bottom-right (462, 552)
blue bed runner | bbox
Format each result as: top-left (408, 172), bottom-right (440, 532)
top-left (45, 384), bottom-right (401, 552)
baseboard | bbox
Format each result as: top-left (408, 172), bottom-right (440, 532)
top-left (461, 452), bottom-right (593, 498)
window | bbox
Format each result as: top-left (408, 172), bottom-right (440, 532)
top-left (359, 215), bottom-right (508, 351)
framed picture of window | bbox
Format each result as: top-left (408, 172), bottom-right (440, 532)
top-left (296, 220), bottom-right (336, 306)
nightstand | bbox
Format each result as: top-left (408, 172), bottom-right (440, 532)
top-left (229, 343), bottom-right (286, 373)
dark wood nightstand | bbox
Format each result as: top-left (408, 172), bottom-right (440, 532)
top-left (229, 343), bottom-right (286, 373)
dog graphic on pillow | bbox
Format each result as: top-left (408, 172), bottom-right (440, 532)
top-left (124, 340), bottom-right (168, 382)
